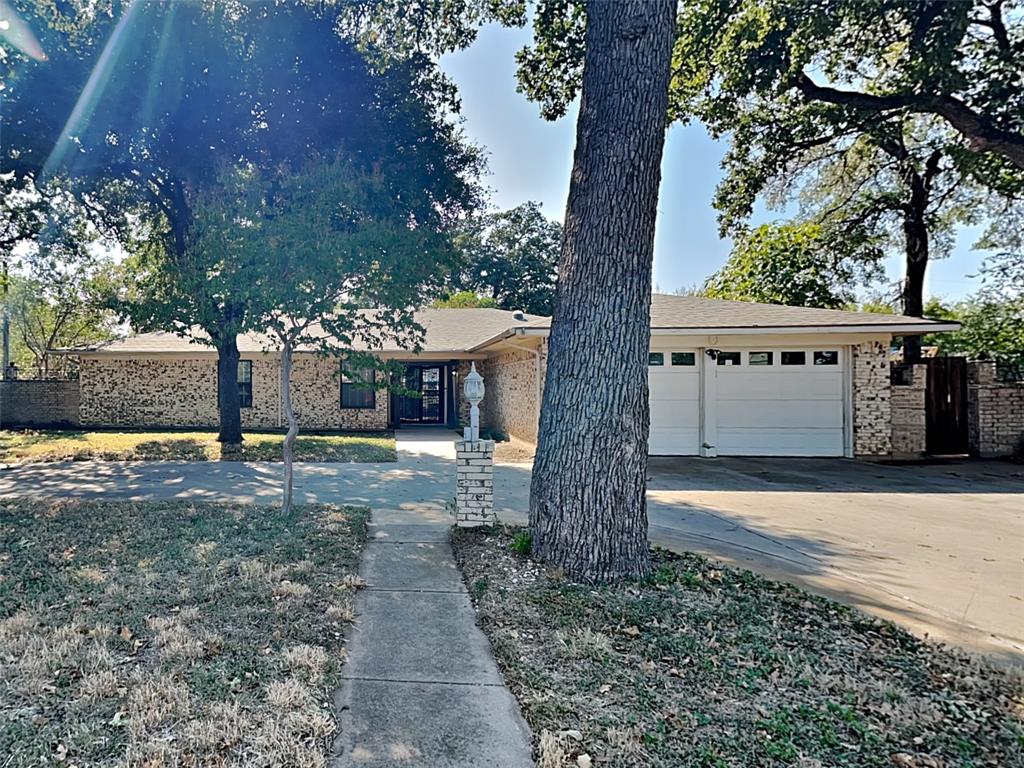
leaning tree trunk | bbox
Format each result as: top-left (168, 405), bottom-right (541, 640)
top-left (279, 339), bottom-right (298, 516)
top-left (528, 0), bottom-right (676, 582)
top-left (215, 333), bottom-right (244, 444)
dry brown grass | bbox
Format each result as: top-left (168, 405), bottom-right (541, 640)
top-left (0, 429), bottom-right (396, 463)
top-left (0, 499), bottom-right (367, 767)
top-left (454, 526), bottom-right (1024, 768)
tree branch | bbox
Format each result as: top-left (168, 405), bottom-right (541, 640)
top-left (795, 74), bottom-right (1024, 170)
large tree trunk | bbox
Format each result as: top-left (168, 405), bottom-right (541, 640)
top-left (528, 0), bottom-right (676, 583)
top-left (215, 333), bottom-right (244, 445)
top-left (280, 339), bottom-right (298, 516)
top-left (899, 159), bottom-right (935, 364)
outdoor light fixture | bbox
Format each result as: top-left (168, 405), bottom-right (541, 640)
top-left (705, 348), bottom-right (721, 360)
top-left (463, 362), bottom-right (485, 440)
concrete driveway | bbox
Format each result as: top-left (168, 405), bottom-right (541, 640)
top-left (2, 430), bottom-right (1021, 662)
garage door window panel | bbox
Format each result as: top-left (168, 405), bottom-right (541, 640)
top-left (781, 351), bottom-right (806, 365)
top-left (717, 351), bottom-right (741, 366)
top-left (671, 352), bottom-right (695, 366)
top-left (649, 352), bottom-right (665, 366)
top-left (814, 350), bottom-right (839, 365)
top-left (748, 351), bottom-right (773, 366)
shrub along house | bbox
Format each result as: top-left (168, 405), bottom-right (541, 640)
top-left (65, 296), bottom-right (958, 458)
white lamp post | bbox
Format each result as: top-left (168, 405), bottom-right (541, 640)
top-left (463, 362), bottom-right (485, 440)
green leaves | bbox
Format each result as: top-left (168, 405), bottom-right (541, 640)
top-left (701, 222), bottom-right (882, 309)
top-left (449, 201), bottom-right (561, 316)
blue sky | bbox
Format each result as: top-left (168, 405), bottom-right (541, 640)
top-left (441, 24), bottom-right (985, 302)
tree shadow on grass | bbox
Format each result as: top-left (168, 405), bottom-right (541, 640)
top-left (132, 439), bottom-right (210, 461)
top-left (0, 429), bottom-right (88, 447)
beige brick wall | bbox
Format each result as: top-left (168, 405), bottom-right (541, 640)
top-left (79, 355), bottom-right (387, 431)
top-left (0, 380), bottom-right (80, 427)
top-left (480, 339), bottom-right (547, 443)
top-left (968, 362), bottom-right (1024, 458)
top-left (890, 364), bottom-right (927, 458)
top-left (852, 341), bottom-right (892, 457)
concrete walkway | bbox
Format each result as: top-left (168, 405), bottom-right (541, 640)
top-left (331, 505), bottom-right (533, 767)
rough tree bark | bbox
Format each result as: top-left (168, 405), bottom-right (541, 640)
top-left (528, 0), bottom-right (676, 582)
top-left (215, 333), bottom-right (244, 445)
top-left (898, 151), bottom-right (942, 363)
top-left (279, 339), bottom-right (298, 515)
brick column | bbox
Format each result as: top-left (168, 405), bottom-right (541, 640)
top-left (454, 439), bottom-right (495, 526)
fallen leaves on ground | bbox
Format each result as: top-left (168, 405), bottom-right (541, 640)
top-left (453, 526), bottom-right (1024, 768)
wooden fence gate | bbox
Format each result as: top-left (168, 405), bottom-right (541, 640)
top-left (925, 357), bottom-right (969, 455)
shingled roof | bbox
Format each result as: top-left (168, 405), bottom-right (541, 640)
top-left (67, 296), bottom-right (958, 356)
top-left (70, 308), bottom-right (541, 356)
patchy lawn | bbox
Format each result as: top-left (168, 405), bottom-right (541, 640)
top-left (0, 429), bottom-right (396, 463)
top-left (0, 499), bottom-right (368, 767)
top-left (453, 527), bottom-right (1024, 768)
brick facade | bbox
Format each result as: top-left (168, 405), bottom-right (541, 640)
top-left (0, 380), bottom-right (80, 428)
top-left (480, 340), bottom-right (547, 442)
top-left (79, 355), bottom-right (387, 430)
top-left (851, 341), bottom-right (892, 457)
top-left (890, 363), bottom-right (927, 458)
top-left (968, 361), bottom-right (1024, 458)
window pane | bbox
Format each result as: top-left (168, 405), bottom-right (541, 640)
top-left (671, 352), bottom-right (695, 366)
top-left (649, 352), bottom-right (664, 366)
top-left (342, 387), bottom-right (375, 409)
top-left (814, 350), bottom-right (839, 366)
top-left (781, 351), bottom-right (806, 366)
top-left (717, 351), bottom-right (741, 366)
top-left (748, 351), bottom-right (773, 366)
top-left (341, 360), bottom-right (375, 409)
top-left (238, 361), bottom-right (253, 408)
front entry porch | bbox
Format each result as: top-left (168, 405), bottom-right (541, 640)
top-left (388, 361), bottom-right (461, 430)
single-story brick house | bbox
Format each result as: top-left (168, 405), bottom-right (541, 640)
top-left (68, 295), bottom-right (958, 458)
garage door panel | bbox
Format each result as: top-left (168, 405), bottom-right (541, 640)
top-left (649, 426), bottom-right (700, 455)
top-left (717, 373), bottom-right (842, 400)
top-left (717, 428), bottom-right (844, 457)
top-left (647, 357), bottom-right (699, 456)
top-left (718, 399), bottom-right (843, 429)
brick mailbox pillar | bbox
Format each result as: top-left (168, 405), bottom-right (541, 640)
top-left (454, 439), bottom-right (495, 526)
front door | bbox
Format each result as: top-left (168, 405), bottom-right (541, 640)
top-left (400, 365), bottom-right (445, 424)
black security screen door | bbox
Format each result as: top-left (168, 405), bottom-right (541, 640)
top-left (400, 365), bottom-right (445, 424)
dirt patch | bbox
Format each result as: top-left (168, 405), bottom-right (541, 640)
top-left (453, 526), bottom-right (1023, 768)
top-left (0, 499), bottom-right (368, 767)
top-left (493, 435), bottom-right (536, 464)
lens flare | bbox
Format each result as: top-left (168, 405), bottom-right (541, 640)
top-left (0, 0), bottom-right (45, 61)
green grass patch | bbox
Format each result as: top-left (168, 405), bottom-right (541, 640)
top-left (0, 429), bottom-right (396, 463)
top-left (452, 526), bottom-right (1024, 768)
top-left (0, 499), bottom-right (368, 766)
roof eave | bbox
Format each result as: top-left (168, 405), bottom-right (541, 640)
top-left (649, 322), bottom-right (961, 335)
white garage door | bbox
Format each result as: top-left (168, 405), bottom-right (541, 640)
top-left (714, 348), bottom-right (845, 457)
top-left (646, 346), bottom-right (848, 457)
top-left (648, 350), bottom-right (700, 455)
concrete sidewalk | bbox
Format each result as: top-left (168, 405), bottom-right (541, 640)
top-left (330, 508), bottom-right (533, 767)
